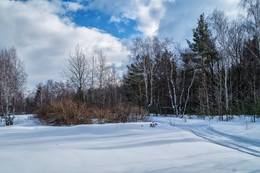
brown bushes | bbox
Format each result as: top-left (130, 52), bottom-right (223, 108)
top-left (34, 100), bottom-right (91, 125)
top-left (34, 100), bottom-right (149, 126)
top-left (100, 104), bottom-right (149, 124)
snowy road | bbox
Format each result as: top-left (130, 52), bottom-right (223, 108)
top-left (177, 125), bottom-right (260, 158)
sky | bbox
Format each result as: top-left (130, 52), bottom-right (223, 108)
top-left (0, 0), bottom-right (241, 90)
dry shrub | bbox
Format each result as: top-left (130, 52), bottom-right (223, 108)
top-left (34, 100), bottom-right (148, 126)
top-left (100, 103), bottom-right (149, 123)
top-left (34, 100), bottom-right (92, 126)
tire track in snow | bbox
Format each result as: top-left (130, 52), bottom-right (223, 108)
top-left (177, 125), bottom-right (260, 157)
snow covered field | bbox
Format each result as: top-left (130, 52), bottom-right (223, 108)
top-left (0, 115), bottom-right (259, 173)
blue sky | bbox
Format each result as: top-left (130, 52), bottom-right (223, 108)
top-left (0, 0), bottom-right (241, 90)
top-left (72, 8), bottom-right (141, 39)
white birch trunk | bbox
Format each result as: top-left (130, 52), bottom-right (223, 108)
top-left (224, 61), bottom-right (229, 112)
top-left (183, 69), bottom-right (196, 116)
top-left (170, 65), bottom-right (178, 116)
top-left (142, 56), bottom-right (149, 108)
top-left (167, 76), bottom-right (175, 111)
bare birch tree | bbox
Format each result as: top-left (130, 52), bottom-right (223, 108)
top-left (0, 48), bottom-right (26, 125)
top-left (89, 56), bottom-right (97, 105)
top-left (96, 51), bottom-right (108, 108)
top-left (64, 45), bottom-right (90, 102)
top-left (239, 0), bottom-right (260, 63)
top-left (132, 38), bottom-right (149, 108)
top-left (131, 37), bottom-right (159, 109)
top-left (210, 10), bottom-right (230, 113)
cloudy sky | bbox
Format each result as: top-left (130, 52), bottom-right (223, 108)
top-left (0, 0), bottom-right (240, 90)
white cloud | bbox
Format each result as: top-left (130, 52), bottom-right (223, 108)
top-left (109, 16), bottom-right (122, 23)
top-left (63, 1), bottom-right (84, 12)
top-left (87, 0), bottom-right (240, 41)
top-left (88, 0), bottom-right (175, 36)
top-left (158, 0), bottom-right (241, 45)
top-left (0, 0), bottom-right (130, 90)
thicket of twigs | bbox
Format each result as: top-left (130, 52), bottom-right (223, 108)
top-left (34, 100), bottom-right (149, 126)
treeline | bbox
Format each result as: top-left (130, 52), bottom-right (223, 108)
top-left (125, 17), bottom-right (259, 118)
top-left (26, 1), bottom-right (260, 119)
top-left (123, 2), bottom-right (260, 118)
top-left (1, 0), bottom-right (260, 126)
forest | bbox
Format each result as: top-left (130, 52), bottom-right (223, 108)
top-left (1, 0), bottom-right (260, 125)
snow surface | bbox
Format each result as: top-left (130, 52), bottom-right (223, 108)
top-left (0, 115), bottom-right (259, 173)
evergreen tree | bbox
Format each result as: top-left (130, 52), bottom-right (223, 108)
top-left (187, 13), bottom-right (218, 115)
top-left (123, 60), bottom-right (145, 107)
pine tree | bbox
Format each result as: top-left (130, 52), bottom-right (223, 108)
top-left (123, 61), bottom-right (145, 107)
top-left (187, 13), bottom-right (218, 115)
